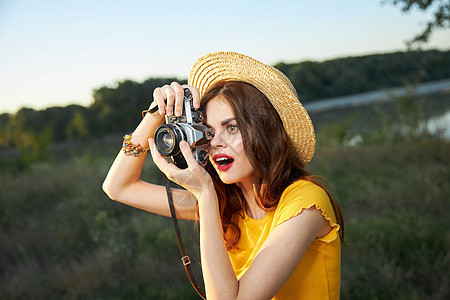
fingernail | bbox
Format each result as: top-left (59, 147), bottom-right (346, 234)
top-left (175, 110), bottom-right (181, 116)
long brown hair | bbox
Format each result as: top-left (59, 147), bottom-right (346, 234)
top-left (201, 81), bottom-right (344, 249)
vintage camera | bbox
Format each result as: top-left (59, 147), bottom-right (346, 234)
top-left (154, 88), bottom-right (213, 169)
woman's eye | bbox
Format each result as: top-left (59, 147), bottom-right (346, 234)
top-left (227, 125), bottom-right (238, 133)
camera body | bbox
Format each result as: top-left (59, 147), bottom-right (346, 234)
top-left (154, 88), bottom-right (212, 169)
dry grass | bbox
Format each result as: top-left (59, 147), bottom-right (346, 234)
top-left (0, 125), bottom-right (448, 299)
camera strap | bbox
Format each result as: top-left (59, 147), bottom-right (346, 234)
top-left (163, 173), bottom-right (207, 300)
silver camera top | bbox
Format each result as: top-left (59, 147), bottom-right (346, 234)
top-left (164, 88), bottom-right (205, 126)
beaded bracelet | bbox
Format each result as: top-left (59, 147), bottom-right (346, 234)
top-left (122, 134), bottom-right (150, 157)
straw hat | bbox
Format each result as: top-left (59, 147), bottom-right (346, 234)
top-left (188, 51), bottom-right (315, 165)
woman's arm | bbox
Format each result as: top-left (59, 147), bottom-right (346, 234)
top-left (197, 188), bottom-right (238, 299)
top-left (236, 208), bottom-right (329, 299)
top-left (199, 200), bottom-right (329, 300)
top-left (102, 83), bottom-right (200, 220)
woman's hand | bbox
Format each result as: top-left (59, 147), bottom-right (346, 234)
top-left (153, 82), bottom-right (201, 117)
top-left (149, 138), bottom-right (213, 200)
top-left (150, 82), bottom-right (212, 200)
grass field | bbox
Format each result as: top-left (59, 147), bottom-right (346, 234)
top-left (0, 92), bottom-right (449, 299)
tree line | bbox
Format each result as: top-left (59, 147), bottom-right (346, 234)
top-left (0, 49), bottom-right (449, 153)
top-left (274, 49), bottom-right (450, 100)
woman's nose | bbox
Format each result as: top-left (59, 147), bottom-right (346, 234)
top-left (209, 131), bottom-right (226, 148)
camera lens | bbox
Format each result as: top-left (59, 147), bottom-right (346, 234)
top-left (161, 132), bottom-right (174, 148)
top-left (154, 124), bottom-right (185, 156)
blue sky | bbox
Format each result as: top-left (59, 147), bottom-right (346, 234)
top-left (0, 0), bottom-right (449, 114)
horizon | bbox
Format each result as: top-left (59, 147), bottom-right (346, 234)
top-left (2, 49), bottom-right (448, 115)
top-left (1, 0), bottom-right (449, 114)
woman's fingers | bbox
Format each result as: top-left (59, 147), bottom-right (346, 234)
top-left (148, 138), bottom-right (172, 172)
top-left (153, 83), bottom-right (201, 116)
top-left (151, 138), bottom-right (200, 174)
top-left (182, 85), bottom-right (201, 109)
top-left (179, 141), bottom-right (204, 174)
top-left (170, 82), bottom-right (185, 117)
top-left (153, 82), bottom-right (200, 117)
top-left (163, 85), bottom-right (175, 116)
top-left (153, 87), bottom-right (166, 116)
top-left (150, 138), bottom-right (211, 197)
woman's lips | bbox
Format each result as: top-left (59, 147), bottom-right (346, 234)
top-left (213, 154), bottom-right (235, 171)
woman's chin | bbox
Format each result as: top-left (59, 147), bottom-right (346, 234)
top-left (213, 163), bottom-right (254, 185)
top-left (217, 173), bottom-right (236, 185)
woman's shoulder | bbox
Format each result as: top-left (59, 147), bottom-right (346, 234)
top-left (275, 179), bottom-right (336, 224)
top-left (280, 179), bottom-right (329, 203)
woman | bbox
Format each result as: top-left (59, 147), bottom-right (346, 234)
top-left (103, 52), bottom-right (344, 299)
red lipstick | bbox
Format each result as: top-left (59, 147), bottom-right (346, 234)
top-left (213, 153), bottom-right (235, 171)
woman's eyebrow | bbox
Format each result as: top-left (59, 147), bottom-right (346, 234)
top-left (220, 117), bottom-right (237, 126)
top-left (204, 117), bottom-right (236, 128)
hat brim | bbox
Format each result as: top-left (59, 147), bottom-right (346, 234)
top-left (188, 51), bottom-right (315, 165)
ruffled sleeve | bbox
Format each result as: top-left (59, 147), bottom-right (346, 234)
top-left (274, 180), bottom-right (340, 243)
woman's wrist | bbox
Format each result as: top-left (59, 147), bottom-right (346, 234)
top-left (197, 182), bottom-right (218, 210)
top-left (130, 104), bottom-right (165, 147)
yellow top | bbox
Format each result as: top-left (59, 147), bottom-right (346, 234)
top-left (228, 180), bottom-right (341, 299)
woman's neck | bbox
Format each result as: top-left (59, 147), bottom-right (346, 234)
top-left (238, 179), bottom-right (267, 220)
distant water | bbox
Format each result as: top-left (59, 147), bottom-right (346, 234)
top-left (304, 78), bottom-right (450, 113)
top-left (342, 110), bottom-right (450, 147)
top-left (425, 110), bottom-right (450, 140)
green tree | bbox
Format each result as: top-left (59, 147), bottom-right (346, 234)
top-left (0, 113), bottom-right (12, 147)
top-left (383, 0), bottom-right (450, 47)
top-left (274, 50), bottom-right (450, 101)
top-left (19, 126), bottom-right (53, 166)
top-left (66, 111), bottom-right (89, 140)
top-left (90, 77), bottom-right (182, 134)
top-left (5, 109), bottom-right (53, 166)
